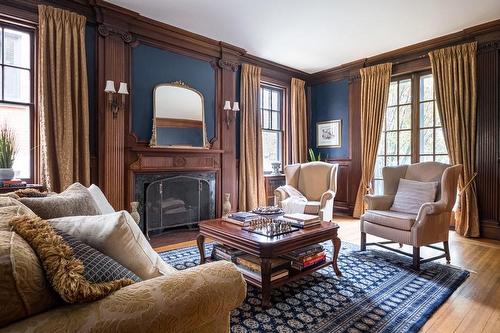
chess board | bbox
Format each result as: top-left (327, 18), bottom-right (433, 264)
top-left (243, 217), bottom-right (299, 237)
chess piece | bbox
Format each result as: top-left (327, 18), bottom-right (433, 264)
top-left (222, 193), bottom-right (231, 217)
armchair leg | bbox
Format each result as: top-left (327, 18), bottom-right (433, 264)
top-left (443, 241), bottom-right (451, 264)
top-left (413, 247), bottom-right (420, 270)
top-left (360, 232), bottom-right (366, 251)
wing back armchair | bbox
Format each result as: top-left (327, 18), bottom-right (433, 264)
top-left (274, 162), bottom-right (338, 221)
top-left (360, 162), bottom-right (462, 270)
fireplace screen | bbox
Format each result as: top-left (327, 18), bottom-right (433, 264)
top-left (145, 175), bottom-right (211, 236)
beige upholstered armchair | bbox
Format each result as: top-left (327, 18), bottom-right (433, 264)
top-left (274, 162), bottom-right (338, 221)
top-left (360, 162), bottom-right (462, 270)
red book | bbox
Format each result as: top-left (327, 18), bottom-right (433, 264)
top-left (302, 253), bottom-right (326, 267)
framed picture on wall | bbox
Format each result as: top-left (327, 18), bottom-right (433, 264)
top-left (317, 120), bottom-right (342, 148)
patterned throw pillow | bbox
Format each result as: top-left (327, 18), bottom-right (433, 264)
top-left (9, 215), bottom-right (140, 304)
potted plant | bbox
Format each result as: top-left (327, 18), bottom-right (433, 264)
top-left (308, 148), bottom-right (322, 162)
top-left (0, 124), bottom-right (16, 180)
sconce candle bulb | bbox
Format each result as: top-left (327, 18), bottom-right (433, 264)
top-left (104, 80), bottom-right (129, 118)
top-left (224, 100), bottom-right (239, 128)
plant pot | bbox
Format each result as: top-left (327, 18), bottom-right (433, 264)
top-left (0, 168), bottom-right (14, 181)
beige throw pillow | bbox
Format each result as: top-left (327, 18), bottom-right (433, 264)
top-left (390, 178), bottom-right (438, 214)
top-left (49, 211), bottom-right (177, 280)
top-left (19, 183), bottom-right (100, 219)
top-left (88, 184), bottom-right (115, 214)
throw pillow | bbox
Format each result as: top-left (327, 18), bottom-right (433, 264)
top-left (390, 178), bottom-right (439, 214)
top-left (0, 197), bottom-right (36, 232)
top-left (9, 215), bottom-right (140, 304)
top-left (19, 182), bottom-right (100, 219)
top-left (49, 211), bottom-right (177, 280)
top-left (0, 231), bottom-right (60, 327)
top-left (88, 184), bottom-right (115, 214)
top-left (14, 188), bottom-right (49, 198)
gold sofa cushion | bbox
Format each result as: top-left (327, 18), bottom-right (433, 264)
top-left (0, 231), bottom-right (60, 328)
top-left (0, 197), bottom-right (37, 232)
top-left (363, 210), bottom-right (417, 231)
top-left (304, 201), bottom-right (321, 214)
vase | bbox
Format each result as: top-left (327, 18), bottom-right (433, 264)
top-left (0, 168), bottom-right (14, 181)
top-left (222, 193), bottom-right (231, 217)
top-left (271, 162), bottom-right (281, 175)
top-left (130, 201), bottom-right (140, 224)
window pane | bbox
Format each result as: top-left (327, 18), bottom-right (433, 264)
top-left (0, 28), bottom-right (2, 63)
top-left (399, 79), bottom-right (411, 104)
top-left (386, 156), bottom-right (397, 166)
top-left (271, 90), bottom-right (279, 110)
top-left (377, 133), bottom-right (385, 156)
top-left (373, 179), bottom-right (384, 195)
top-left (4, 67), bottom-right (30, 103)
top-left (399, 156), bottom-right (411, 165)
top-left (0, 68), bottom-right (2, 99)
top-left (420, 129), bottom-right (434, 154)
top-left (271, 111), bottom-right (280, 130)
top-left (420, 74), bottom-right (434, 101)
top-left (435, 104), bottom-right (442, 126)
top-left (435, 155), bottom-right (450, 164)
top-left (386, 131), bottom-right (397, 155)
top-left (419, 102), bottom-right (433, 128)
top-left (261, 110), bottom-right (270, 129)
top-left (262, 89), bottom-right (270, 109)
top-left (0, 103), bottom-right (30, 178)
top-left (374, 156), bottom-right (384, 179)
top-left (386, 107), bottom-right (397, 131)
top-left (4, 29), bottom-right (30, 68)
top-left (435, 128), bottom-right (447, 154)
top-left (388, 82), bottom-right (397, 106)
top-left (399, 130), bottom-right (411, 155)
top-left (399, 105), bottom-right (411, 129)
top-left (262, 131), bottom-right (281, 172)
top-left (420, 155), bottom-right (433, 162)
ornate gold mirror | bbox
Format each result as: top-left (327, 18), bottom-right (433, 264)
top-left (150, 81), bottom-right (207, 148)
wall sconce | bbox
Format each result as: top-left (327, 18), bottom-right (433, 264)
top-left (224, 100), bottom-right (240, 128)
top-left (104, 80), bottom-right (129, 118)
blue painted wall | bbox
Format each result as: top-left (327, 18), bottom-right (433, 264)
top-left (132, 44), bottom-right (216, 142)
top-left (310, 79), bottom-right (349, 159)
top-left (156, 127), bottom-right (203, 146)
top-left (86, 25), bottom-right (96, 155)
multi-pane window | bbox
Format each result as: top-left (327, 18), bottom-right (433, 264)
top-left (0, 25), bottom-right (33, 180)
top-left (418, 74), bottom-right (449, 164)
top-left (373, 72), bottom-right (449, 194)
top-left (260, 85), bottom-right (283, 173)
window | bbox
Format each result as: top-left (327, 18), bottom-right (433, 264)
top-left (0, 24), bottom-right (34, 180)
top-left (373, 72), bottom-right (449, 194)
top-left (260, 85), bottom-right (284, 173)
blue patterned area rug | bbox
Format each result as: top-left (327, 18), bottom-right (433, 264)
top-left (159, 242), bottom-right (468, 333)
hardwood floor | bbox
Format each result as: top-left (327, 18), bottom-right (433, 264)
top-left (153, 217), bottom-right (500, 332)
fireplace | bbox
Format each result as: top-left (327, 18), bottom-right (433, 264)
top-left (134, 172), bottom-right (216, 236)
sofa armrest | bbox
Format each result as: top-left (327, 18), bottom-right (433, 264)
top-left (1, 261), bottom-right (246, 333)
top-left (416, 201), bottom-right (448, 220)
top-left (364, 195), bottom-right (394, 211)
top-left (274, 187), bottom-right (290, 207)
top-left (319, 190), bottom-right (336, 221)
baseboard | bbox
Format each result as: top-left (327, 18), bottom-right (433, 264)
top-left (480, 219), bottom-right (500, 240)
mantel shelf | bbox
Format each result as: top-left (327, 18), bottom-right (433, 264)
top-left (129, 146), bottom-right (225, 154)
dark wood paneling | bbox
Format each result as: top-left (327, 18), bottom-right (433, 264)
top-left (477, 43), bottom-right (500, 240)
top-left (264, 175), bottom-right (285, 206)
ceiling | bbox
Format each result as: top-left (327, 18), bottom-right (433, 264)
top-left (108, 0), bottom-right (500, 74)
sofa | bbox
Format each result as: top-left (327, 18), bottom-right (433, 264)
top-left (0, 192), bottom-right (246, 333)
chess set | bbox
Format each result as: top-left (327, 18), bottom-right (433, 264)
top-left (243, 217), bottom-right (299, 237)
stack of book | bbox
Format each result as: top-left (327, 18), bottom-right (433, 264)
top-left (223, 212), bottom-right (259, 226)
top-left (283, 244), bottom-right (327, 271)
top-left (210, 244), bottom-right (245, 262)
top-left (236, 254), bottom-right (290, 282)
top-left (282, 213), bottom-right (321, 228)
top-left (1, 179), bottom-right (26, 188)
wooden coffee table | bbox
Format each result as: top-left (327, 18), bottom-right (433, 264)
top-left (197, 219), bottom-right (341, 308)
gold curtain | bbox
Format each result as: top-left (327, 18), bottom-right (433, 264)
top-left (38, 5), bottom-right (90, 192)
top-left (291, 78), bottom-right (308, 163)
top-left (238, 64), bottom-right (266, 211)
top-left (353, 63), bottom-right (392, 218)
top-left (429, 42), bottom-right (479, 237)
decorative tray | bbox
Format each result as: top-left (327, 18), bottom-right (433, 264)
top-left (252, 206), bottom-right (284, 215)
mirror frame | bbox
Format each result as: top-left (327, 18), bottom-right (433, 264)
top-left (149, 80), bottom-right (208, 148)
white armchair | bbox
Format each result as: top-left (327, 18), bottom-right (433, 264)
top-left (274, 162), bottom-right (338, 221)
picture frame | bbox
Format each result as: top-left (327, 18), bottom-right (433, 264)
top-left (316, 120), bottom-right (342, 148)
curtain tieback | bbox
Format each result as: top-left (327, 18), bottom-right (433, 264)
top-left (458, 172), bottom-right (478, 195)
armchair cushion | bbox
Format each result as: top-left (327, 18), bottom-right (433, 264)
top-left (304, 201), bottom-right (320, 214)
top-left (390, 178), bottom-right (438, 214)
top-left (363, 210), bottom-right (417, 231)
